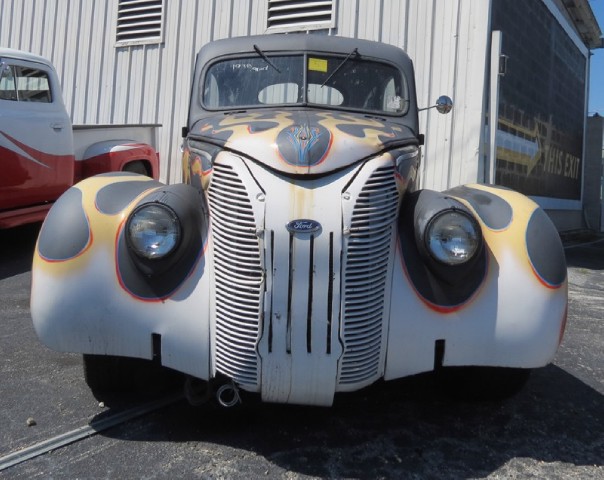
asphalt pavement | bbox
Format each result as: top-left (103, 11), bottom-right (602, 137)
top-left (0, 223), bottom-right (602, 479)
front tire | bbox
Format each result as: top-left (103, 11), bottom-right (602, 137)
top-left (435, 367), bottom-right (531, 401)
top-left (83, 354), bottom-right (180, 399)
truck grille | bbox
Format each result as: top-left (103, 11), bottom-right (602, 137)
top-left (339, 165), bottom-right (399, 385)
top-left (208, 160), bottom-right (399, 392)
top-left (207, 163), bottom-right (263, 388)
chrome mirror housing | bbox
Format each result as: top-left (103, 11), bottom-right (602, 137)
top-left (419, 95), bottom-right (453, 114)
top-left (435, 95), bottom-right (453, 114)
top-left (0, 61), bottom-right (10, 77)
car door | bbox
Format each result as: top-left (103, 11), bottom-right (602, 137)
top-left (0, 54), bottom-right (74, 211)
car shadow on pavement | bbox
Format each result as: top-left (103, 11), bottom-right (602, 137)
top-left (96, 364), bottom-right (603, 479)
top-left (0, 223), bottom-right (40, 280)
top-left (563, 234), bottom-right (604, 270)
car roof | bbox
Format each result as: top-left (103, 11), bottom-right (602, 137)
top-left (195, 34), bottom-right (414, 71)
top-left (0, 48), bottom-right (54, 68)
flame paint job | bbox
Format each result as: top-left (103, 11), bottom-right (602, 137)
top-left (29, 35), bottom-right (568, 407)
top-left (190, 110), bottom-right (414, 175)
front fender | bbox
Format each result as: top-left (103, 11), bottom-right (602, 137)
top-left (30, 172), bottom-right (211, 379)
top-left (385, 184), bottom-right (568, 379)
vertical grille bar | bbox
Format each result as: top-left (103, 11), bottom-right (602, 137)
top-left (327, 232), bottom-right (334, 355)
top-left (306, 234), bottom-right (315, 353)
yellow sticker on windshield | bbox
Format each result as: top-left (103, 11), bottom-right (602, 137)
top-left (308, 58), bottom-right (328, 73)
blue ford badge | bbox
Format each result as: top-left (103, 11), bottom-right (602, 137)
top-left (286, 219), bottom-right (322, 234)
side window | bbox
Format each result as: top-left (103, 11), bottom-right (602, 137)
top-left (0, 63), bottom-right (52, 103)
top-left (16, 67), bottom-right (52, 103)
top-left (0, 63), bottom-right (17, 101)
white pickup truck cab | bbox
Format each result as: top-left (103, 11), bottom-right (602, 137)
top-left (0, 48), bottom-right (159, 228)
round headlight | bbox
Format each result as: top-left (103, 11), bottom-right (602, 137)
top-left (127, 204), bottom-right (181, 260)
top-left (425, 210), bottom-right (481, 265)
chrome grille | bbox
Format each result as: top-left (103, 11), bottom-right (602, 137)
top-left (339, 165), bottom-right (399, 385)
top-left (207, 163), bottom-right (263, 387)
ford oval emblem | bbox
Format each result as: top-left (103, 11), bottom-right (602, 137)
top-left (286, 219), bottom-right (322, 234)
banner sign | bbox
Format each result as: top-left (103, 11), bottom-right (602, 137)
top-left (492, 0), bottom-right (586, 200)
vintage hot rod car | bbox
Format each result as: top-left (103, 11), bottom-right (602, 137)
top-left (31, 34), bottom-right (567, 407)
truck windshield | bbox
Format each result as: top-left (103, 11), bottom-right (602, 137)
top-left (202, 53), bottom-right (408, 115)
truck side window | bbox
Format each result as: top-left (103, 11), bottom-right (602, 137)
top-left (16, 67), bottom-right (52, 103)
top-left (0, 63), bottom-right (18, 101)
top-left (0, 64), bottom-right (52, 103)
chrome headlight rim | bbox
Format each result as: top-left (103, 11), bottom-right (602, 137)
top-left (424, 209), bottom-right (482, 266)
top-left (126, 203), bottom-right (182, 261)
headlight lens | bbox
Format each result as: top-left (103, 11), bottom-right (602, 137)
top-left (425, 210), bottom-right (481, 265)
top-left (127, 204), bottom-right (181, 260)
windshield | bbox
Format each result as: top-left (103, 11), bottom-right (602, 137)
top-left (202, 53), bottom-right (408, 115)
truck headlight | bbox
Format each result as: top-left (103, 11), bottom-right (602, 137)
top-left (127, 204), bottom-right (181, 260)
top-left (425, 210), bottom-right (481, 265)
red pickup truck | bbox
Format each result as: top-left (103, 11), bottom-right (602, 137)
top-left (0, 48), bottom-right (159, 229)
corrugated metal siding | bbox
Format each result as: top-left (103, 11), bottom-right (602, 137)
top-left (0, 0), bottom-right (489, 189)
top-left (335, 0), bottom-right (490, 191)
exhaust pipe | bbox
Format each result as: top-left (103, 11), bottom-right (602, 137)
top-left (184, 377), bottom-right (242, 408)
top-left (216, 383), bottom-right (241, 408)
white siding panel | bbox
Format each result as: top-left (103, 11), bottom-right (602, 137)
top-left (74, 1), bottom-right (95, 123)
top-left (19, 1), bottom-right (34, 50)
top-left (357, 0), bottom-right (381, 41)
top-left (163, 0), bottom-right (204, 182)
top-left (126, 48), bottom-right (145, 122)
top-left (0, 0), bottom-right (13, 46)
top-left (113, 47), bottom-right (131, 123)
top-left (381, 1), bottom-right (408, 48)
top-left (94, 0), bottom-right (115, 124)
top-left (214, 0), bottom-right (235, 39)
top-left (61, 2), bottom-right (82, 121)
top-left (250, 0), bottom-right (269, 34)
top-left (420, 0), bottom-right (459, 191)
top-left (447, 0), bottom-right (490, 188)
top-left (142, 46), bottom-right (162, 124)
top-left (232, 0), bottom-right (252, 36)
top-left (159, 0), bottom-right (186, 183)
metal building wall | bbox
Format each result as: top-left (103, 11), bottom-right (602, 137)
top-left (0, 0), bottom-right (490, 190)
top-left (336, 0), bottom-right (491, 192)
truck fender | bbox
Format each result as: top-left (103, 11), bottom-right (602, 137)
top-left (386, 184), bottom-right (568, 379)
top-left (79, 140), bottom-right (160, 180)
top-left (30, 173), bottom-right (211, 379)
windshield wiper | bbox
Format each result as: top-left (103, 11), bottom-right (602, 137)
top-left (253, 44), bottom-right (281, 73)
top-left (321, 48), bottom-right (358, 87)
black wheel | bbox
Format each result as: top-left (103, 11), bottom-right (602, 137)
top-left (435, 367), bottom-right (531, 401)
top-left (122, 160), bottom-right (149, 176)
top-left (83, 354), bottom-right (181, 398)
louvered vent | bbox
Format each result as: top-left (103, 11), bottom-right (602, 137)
top-left (207, 163), bottom-right (263, 388)
top-left (339, 165), bottom-right (399, 385)
top-left (267, 0), bottom-right (336, 32)
top-left (116, 0), bottom-right (164, 45)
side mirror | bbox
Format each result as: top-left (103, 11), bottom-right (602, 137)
top-left (0, 61), bottom-right (11, 77)
top-left (435, 95), bottom-right (453, 114)
top-left (418, 95), bottom-right (453, 114)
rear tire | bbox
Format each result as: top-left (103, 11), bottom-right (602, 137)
top-left (83, 354), bottom-right (180, 399)
top-left (123, 160), bottom-right (149, 176)
top-left (435, 367), bottom-right (531, 401)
